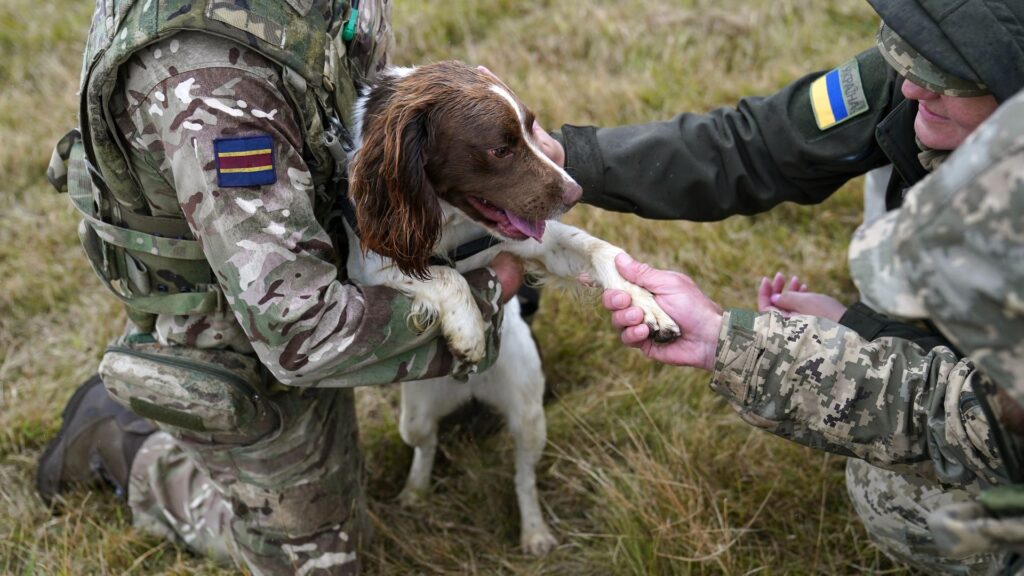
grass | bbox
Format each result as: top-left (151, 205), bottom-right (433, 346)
top-left (0, 0), bottom-right (912, 573)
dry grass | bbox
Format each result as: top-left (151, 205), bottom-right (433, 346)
top-left (1, 0), bottom-right (911, 574)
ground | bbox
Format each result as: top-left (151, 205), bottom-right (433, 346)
top-left (1, 0), bottom-right (913, 573)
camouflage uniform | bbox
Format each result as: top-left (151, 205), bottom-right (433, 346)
top-left (712, 90), bottom-right (1024, 574)
top-left (47, 1), bottom-right (504, 574)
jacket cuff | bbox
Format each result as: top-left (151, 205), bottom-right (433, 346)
top-left (709, 308), bottom-right (763, 405)
top-left (558, 124), bottom-right (606, 202)
top-left (838, 301), bottom-right (887, 340)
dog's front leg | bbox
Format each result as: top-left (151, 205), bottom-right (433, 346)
top-left (506, 221), bottom-right (681, 342)
top-left (383, 266), bottom-right (488, 376)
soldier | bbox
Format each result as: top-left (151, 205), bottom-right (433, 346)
top-left (600, 88), bottom-right (1024, 572)
top-left (38, 1), bottom-right (524, 574)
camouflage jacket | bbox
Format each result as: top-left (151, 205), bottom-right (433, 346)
top-left (710, 309), bottom-right (1007, 488)
top-left (111, 31), bottom-right (501, 387)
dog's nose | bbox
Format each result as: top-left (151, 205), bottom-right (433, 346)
top-left (562, 181), bottom-right (583, 206)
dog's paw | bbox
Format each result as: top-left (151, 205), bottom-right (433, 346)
top-left (441, 308), bottom-right (487, 370)
top-left (398, 486), bottom-right (429, 508)
top-left (521, 526), bottom-right (558, 556)
top-left (627, 286), bottom-right (682, 343)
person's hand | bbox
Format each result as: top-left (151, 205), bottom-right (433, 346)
top-left (530, 118), bottom-right (565, 166)
top-left (756, 272), bottom-right (846, 322)
top-left (477, 65), bottom-right (565, 166)
top-left (602, 254), bottom-right (723, 370)
top-left (490, 252), bottom-right (525, 304)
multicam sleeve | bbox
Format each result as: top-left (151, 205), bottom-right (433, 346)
top-left (710, 309), bottom-right (1008, 487)
top-left (123, 44), bottom-right (498, 387)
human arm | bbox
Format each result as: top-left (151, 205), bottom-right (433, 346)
top-left (604, 256), bottom-right (1006, 487)
top-left (559, 49), bottom-right (898, 220)
top-left (121, 40), bottom-right (514, 387)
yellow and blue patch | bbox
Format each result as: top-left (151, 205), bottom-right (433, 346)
top-left (214, 135), bottom-right (277, 187)
top-left (810, 59), bottom-right (869, 131)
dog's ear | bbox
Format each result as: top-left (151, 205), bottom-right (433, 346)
top-left (348, 105), bottom-right (442, 280)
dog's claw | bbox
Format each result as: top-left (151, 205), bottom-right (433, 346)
top-left (648, 322), bottom-right (682, 344)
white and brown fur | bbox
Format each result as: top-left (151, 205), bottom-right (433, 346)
top-left (344, 61), bottom-right (679, 555)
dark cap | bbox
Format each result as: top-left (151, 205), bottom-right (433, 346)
top-left (877, 23), bottom-right (988, 97)
top-left (867, 0), bottom-right (1024, 103)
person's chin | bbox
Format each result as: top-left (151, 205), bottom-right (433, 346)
top-left (914, 115), bottom-right (960, 151)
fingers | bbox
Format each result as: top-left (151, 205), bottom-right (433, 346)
top-left (614, 253), bottom-right (680, 293)
top-left (771, 271), bottom-right (786, 295)
top-left (602, 289), bottom-right (632, 311)
top-left (787, 275), bottom-right (801, 292)
top-left (756, 276), bottom-right (773, 312)
top-left (476, 65), bottom-right (497, 81)
top-left (770, 290), bottom-right (801, 311)
top-left (621, 324), bottom-right (650, 347)
top-left (611, 306), bottom-right (645, 330)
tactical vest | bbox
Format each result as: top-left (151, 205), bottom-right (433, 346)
top-left (48, 0), bottom-right (376, 331)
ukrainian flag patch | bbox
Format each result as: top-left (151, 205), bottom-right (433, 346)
top-left (214, 135), bottom-right (277, 187)
top-left (810, 59), bottom-right (869, 130)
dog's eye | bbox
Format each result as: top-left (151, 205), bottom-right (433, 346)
top-left (489, 145), bottom-right (512, 159)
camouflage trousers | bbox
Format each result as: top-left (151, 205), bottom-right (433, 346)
top-left (846, 459), bottom-right (1000, 574)
top-left (125, 384), bottom-right (367, 575)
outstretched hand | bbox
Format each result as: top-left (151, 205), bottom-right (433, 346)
top-left (756, 272), bottom-right (846, 322)
top-left (602, 254), bottom-right (723, 370)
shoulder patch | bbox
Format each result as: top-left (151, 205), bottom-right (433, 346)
top-left (809, 59), bottom-right (870, 131)
top-left (214, 134), bottom-right (277, 187)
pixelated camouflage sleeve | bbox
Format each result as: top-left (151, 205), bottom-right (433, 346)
top-left (710, 309), bottom-right (1008, 487)
top-left (119, 35), bottom-right (499, 387)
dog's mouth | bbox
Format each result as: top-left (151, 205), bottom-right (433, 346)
top-left (465, 196), bottom-right (546, 241)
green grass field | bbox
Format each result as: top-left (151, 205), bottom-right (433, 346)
top-left (1, 0), bottom-right (913, 573)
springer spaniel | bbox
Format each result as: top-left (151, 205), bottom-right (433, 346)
top-left (343, 61), bottom-right (679, 555)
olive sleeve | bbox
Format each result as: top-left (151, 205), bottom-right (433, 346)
top-left (560, 48), bottom-right (899, 221)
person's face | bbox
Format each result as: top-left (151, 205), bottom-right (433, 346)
top-left (902, 79), bottom-right (998, 151)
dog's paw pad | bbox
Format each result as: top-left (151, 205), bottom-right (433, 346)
top-left (521, 528), bottom-right (558, 556)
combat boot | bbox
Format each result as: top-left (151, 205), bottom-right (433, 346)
top-left (37, 374), bottom-right (156, 506)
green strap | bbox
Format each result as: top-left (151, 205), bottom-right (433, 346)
top-left (78, 209), bottom-right (207, 260)
top-left (61, 137), bottom-right (207, 261)
top-left (79, 218), bottom-right (219, 316)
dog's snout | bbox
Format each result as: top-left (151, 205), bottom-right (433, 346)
top-left (562, 180), bottom-right (583, 206)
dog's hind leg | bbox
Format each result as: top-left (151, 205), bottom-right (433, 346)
top-left (507, 388), bottom-right (557, 555)
top-left (473, 305), bottom-right (557, 555)
top-left (398, 378), bottom-right (468, 506)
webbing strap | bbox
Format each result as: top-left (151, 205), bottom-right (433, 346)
top-left (79, 220), bottom-right (219, 315)
top-left (77, 210), bottom-right (207, 260)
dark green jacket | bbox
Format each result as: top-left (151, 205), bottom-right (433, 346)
top-left (561, 48), bottom-right (927, 221)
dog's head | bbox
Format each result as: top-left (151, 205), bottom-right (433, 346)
top-left (348, 61), bottom-right (582, 278)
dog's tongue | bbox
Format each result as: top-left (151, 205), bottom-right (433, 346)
top-left (507, 212), bottom-right (546, 241)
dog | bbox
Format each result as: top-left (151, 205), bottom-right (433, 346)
top-left (342, 61), bottom-right (680, 555)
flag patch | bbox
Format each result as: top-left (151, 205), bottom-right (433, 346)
top-left (214, 134), bottom-right (277, 187)
top-left (810, 59), bottom-right (870, 130)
